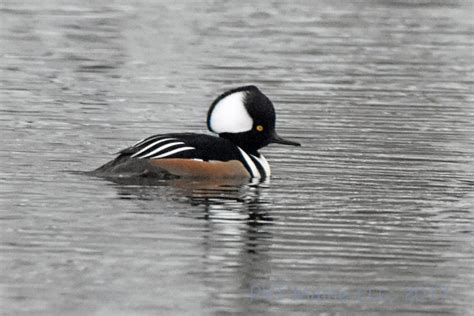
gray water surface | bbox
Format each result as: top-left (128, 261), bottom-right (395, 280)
top-left (1, 0), bottom-right (473, 315)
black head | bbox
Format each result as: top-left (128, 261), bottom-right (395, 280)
top-left (207, 85), bottom-right (300, 153)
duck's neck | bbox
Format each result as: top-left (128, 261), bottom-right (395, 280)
top-left (218, 133), bottom-right (264, 156)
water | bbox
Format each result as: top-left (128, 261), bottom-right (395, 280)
top-left (1, 0), bottom-right (473, 315)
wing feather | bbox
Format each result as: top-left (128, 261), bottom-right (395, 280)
top-left (119, 135), bottom-right (195, 160)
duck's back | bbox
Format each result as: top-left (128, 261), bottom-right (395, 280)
top-left (92, 133), bottom-right (251, 178)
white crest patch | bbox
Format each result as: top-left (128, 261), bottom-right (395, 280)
top-left (209, 91), bottom-right (253, 134)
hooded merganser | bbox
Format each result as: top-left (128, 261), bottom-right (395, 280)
top-left (93, 85), bottom-right (300, 179)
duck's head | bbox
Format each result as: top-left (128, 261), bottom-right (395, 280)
top-left (207, 85), bottom-right (301, 153)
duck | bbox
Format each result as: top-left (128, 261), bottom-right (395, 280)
top-left (93, 85), bottom-right (300, 179)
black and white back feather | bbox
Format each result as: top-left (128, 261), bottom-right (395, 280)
top-left (100, 133), bottom-right (271, 178)
top-left (120, 134), bottom-right (196, 160)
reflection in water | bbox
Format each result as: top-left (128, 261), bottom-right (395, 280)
top-left (108, 176), bottom-right (273, 221)
top-left (105, 176), bottom-right (277, 314)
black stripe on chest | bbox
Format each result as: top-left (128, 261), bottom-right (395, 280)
top-left (236, 148), bottom-right (270, 178)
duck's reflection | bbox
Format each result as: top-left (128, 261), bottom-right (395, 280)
top-left (108, 176), bottom-right (267, 206)
top-left (103, 175), bottom-right (274, 228)
top-left (101, 175), bottom-right (274, 308)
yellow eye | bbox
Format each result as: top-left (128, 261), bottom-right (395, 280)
top-left (256, 125), bottom-right (264, 132)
